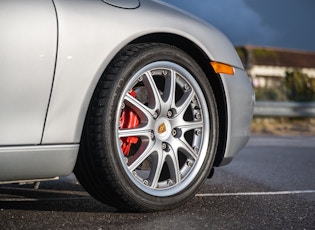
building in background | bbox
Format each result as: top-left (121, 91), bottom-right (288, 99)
top-left (236, 46), bottom-right (315, 88)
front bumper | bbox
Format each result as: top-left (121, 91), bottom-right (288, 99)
top-left (219, 67), bottom-right (255, 166)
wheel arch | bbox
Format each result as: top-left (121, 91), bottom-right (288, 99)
top-left (128, 33), bottom-right (228, 166)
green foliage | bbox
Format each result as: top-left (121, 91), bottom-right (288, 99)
top-left (255, 87), bottom-right (285, 101)
top-left (254, 69), bottom-right (315, 102)
top-left (235, 47), bottom-right (246, 59)
top-left (253, 48), bottom-right (277, 58)
top-left (284, 69), bottom-right (315, 101)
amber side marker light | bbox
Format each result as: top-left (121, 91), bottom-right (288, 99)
top-left (210, 61), bottom-right (235, 75)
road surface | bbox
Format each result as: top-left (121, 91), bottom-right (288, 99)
top-left (0, 135), bottom-right (314, 229)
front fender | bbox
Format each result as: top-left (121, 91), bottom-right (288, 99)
top-left (43, 0), bottom-right (245, 144)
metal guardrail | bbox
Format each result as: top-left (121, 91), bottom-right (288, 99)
top-left (254, 101), bottom-right (315, 117)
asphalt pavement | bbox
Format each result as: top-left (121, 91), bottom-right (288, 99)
top-left (0, 135), bottom-right (314, 229)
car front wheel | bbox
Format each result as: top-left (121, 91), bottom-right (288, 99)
top-left (74, 43), bottom-right (218, 212)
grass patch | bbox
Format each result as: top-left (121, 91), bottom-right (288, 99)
top-left (251, 117), bottom-right (315, 136)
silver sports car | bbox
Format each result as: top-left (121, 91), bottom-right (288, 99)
top-left (0, 0), bottom-right (254, 211)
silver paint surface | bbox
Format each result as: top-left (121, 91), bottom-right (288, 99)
top-left (0, 0), bottom-right (253, 181)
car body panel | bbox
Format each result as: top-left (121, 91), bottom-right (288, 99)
top-left (219, 67), bottom-right (255, 165)
top-left (0, 0), bottom-right (57, 145)
top-left (0, 0), bottom-right (254, 182)
top-left (42, 0), bottom-right (246, 144)
top-left (101, 0), bottom-right (140, 9)
top-left (0, 144), bottom-right (78, 181)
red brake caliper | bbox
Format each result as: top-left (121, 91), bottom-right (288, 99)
top-left (119, 90), bottom-right (140, 156)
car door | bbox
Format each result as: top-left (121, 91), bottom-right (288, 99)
top-left (0, 0), bottom-right (57, 145)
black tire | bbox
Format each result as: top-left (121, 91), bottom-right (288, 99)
top-left (74, 43), bottom-right (218, 212)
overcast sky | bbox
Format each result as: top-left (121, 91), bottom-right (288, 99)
top-left (162, 0), bottom-right (315, 52)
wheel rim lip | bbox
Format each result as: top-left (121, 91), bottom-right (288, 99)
top-left (115, 61), bottom-right (210, 197)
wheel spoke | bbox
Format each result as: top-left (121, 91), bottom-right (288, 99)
top-left (143, 71), bottom-right (162, 112)
top-left (177, 137), bottom-right (198, 160)
top-left (175, 90), bottom-right (195, 117)
top-left (149, 149), bottom-right (165, 189)
top-left (127, 139), bottom-right (155, 172)
top-left (178, 120), bottom-right (203, 133)
top-left (166, 148), bottom-right (181, 184)
top-left (118, 127), bottom-right (152, 139)
top-left (124, 93), bottom-right (155, 122)
top-left (163, 70), bottom-right (176, 108)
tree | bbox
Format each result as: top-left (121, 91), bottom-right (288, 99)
top-left (284, 69), bottom-right (315, 101)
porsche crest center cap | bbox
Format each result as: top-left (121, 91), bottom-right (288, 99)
top-left (158, 122), bottom-right (167, 134)
top-left (155, 118), bottom-right (171, 140)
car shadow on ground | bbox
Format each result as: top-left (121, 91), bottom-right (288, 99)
top-left (0, 177), bottom-right (117, 213)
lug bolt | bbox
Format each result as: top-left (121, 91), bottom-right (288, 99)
top-left (143, 180), bottom-right (149, 186)
top-left (167, 110), bottom-right (173, 118)
top-left (138, 76), bottom-right (143, 82)
top-left (184, 84), bottom-right (190, 91)
top-left (187, 160), bottom-right (193, 167)
top-left (195, 112), bottom-right (201, 120)
top-left (162, 142), bottom-right (167, 150)
top-left (193, 146), bottom-right (199, 152)
top-left (167, 179), bottom-right (173, 186)
top-left (180, 172), bottom-right (184, 179)
top-left (172, 129), bottom-right (177, 136)
top-left (153, 111), bottom-right (158, 119)
top-left (192, 96), bottom-right (197, 104)
top-left (195, 129), bottom-right (201, 136)
top-left (150, 131), bottom-right (155, 140)
top-left (132, 171), bottom-right (137, 176)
